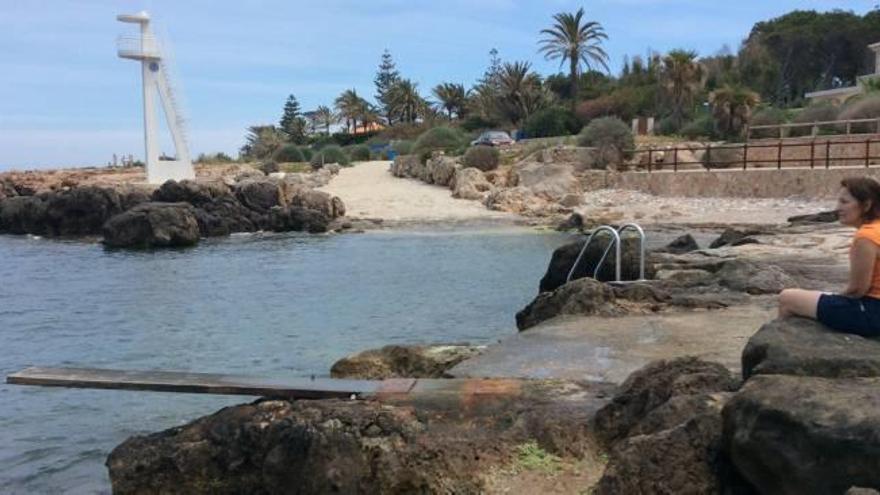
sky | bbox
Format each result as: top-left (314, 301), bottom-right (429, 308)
top-left (0, 0), bottom-right (876, 170)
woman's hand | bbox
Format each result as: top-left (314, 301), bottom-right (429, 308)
top-left (844, 238), bottom-right (878, 297)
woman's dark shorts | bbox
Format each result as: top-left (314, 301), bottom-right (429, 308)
top-left (817, 294), bottom-right (880, 337)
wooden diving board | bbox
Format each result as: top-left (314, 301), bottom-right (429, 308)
top-left (6, 367), bottom-right (417, 400)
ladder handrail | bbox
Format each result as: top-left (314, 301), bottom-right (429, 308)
top-left (594, 223), bottom-right (646, 281)
top-left (565, 223), bottom-right (647, 284)
top-left (566, 226), bottom-right (621, 283)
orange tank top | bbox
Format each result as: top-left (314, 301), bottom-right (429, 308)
top-left (854, 220), bottom-right (880, 299)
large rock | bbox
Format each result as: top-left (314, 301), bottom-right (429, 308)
top-left (152, 179), bottom-right (232, 206)
top-left (656, 233), bottom-right (699, 254)
top-left (106, 381), bottom-right (600, 494)
top-left (788, 210), bottom-right (838, 224)
top-left (723, 374), bottom-right (880, 495)
top-left (193, 196), bottom-right (262, 236)
top-left (267, 206), bottom-right (329, 233)
top-left (538, 236), bottom-right (647, 293)
top-left (234, 179), bottom-right (284, 212)
top-left (592, 358), bottom-right (741, 495)
top-left (452, 167), bottom-right (492, 200)
top-left (390, 154), bottom-right (421, 178)
top-left (537, 146), bottom-right (599, 172)
top-left (330, 344), bottom-right (485, 379)
top-left (516, 278), bottom-right (620, 330)
top-left (0, 177), bottom-right (19, 200)
top-left (742, 317), bottom-right (880, 380)
top-left (709, 228), bottom-right (761, 249)
top-left (512, 162), bottom-right (582, 201)
top-left (484, 186), bottom-right (557, 216)
top-left (102, 202), bottom-right (201, 248)
top-left (0, 195), bottom-right (47, 234)
top-left (288, 189), bottom-right (345, 219)
top-left (592, 357), bottom-right (740, 446)
top-left (43, 186), bottom-right (126, 236)
top-left (595, 396), bottom-right (732, 495)
top-left (425, 155), bottom-right (459, 187)
top-left (715, 259), bottom-right (795, 295)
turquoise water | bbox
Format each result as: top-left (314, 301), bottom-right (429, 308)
top-left (0, 228), bottom-right (573, 494)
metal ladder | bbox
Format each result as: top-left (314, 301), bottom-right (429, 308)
top-left (565, 223), bottom-right (647, 283)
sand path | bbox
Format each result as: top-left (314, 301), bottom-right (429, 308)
top-left (319, 161), bottom-right (518, 225)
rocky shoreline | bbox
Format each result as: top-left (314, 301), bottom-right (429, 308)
top-left (0, 166), bottom-right (352, 248)
top-left (102, 211), bottom-right (880, 494)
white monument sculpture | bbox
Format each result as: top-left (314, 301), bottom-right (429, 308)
top-left (117, 11), bottom-right (194, 184)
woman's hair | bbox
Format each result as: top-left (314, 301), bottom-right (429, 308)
top-left (841, 176), bottom-right (880, 221)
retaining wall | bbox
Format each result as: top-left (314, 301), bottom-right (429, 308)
top-left (583, 167), bottom-right (880, 199)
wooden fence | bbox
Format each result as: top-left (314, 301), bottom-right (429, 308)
top-left (746, 118), bottom-right (880, 141)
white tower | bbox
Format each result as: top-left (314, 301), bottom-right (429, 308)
top-left (117, 11), bottom-right (194, 184)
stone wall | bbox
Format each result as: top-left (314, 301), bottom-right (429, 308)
top-left (583, 167), bottom-right (880, 199)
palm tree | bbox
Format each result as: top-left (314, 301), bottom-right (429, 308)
top-left (662, 50), bottom-right (705, 128)
top-left (388, 79), bottom-right (426, 123)
top-left (334, 89), bottom-right (363, 133)
top-left (496, 61), bottom-right (548, 126)
top-left (709, 85), bottom-right (760, 138)
top-left (538, 7), bottom-right (609, 110)
top-left (432, 83), bottom-right (467, 119)
top-left (241, 125), bottom-right (285, 159)
top-left (314, 105), bottom-right (335, 134)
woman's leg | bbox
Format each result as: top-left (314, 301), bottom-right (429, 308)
top-left (778, 289), bottom-right (824, 319)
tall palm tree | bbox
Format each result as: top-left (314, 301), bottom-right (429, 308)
top-left (388, 79), bottom-right (426, 123)
top-left (432, 83), bottom-right (467, 119)
top-left (662, 49), bottom-right (705, 128)
top-left (709, 85), bottom-right (760, 137)
top-left (538, 7), bottom-right (609, 110)
top-left (334, 89), bottom-right (363, 133)
top-left (496, 61), bottom-right (548, 126)
top-left (314, 105), bottom-right (336, 134)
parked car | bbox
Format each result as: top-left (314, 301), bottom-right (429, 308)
top-left (470, 131), bottom-right (514, 147)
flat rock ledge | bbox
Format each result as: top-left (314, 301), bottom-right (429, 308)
top-left (330, 344), bottom-right (486, 379)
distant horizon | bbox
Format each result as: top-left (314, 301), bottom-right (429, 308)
top-left (1, 0), bottom-right (875, 170)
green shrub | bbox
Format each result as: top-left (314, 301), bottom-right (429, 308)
top-left (749, 107), bottom-right (788, 138)
top-left (413, 126), bottom-right (465, 161)
top-left (195, 152), bottom-right (235, 164)
top-left (522, 106), bottom-right (579, 138)
top-left (702, 145), bottom-right (744, 169)
top-left (462, 146), bottom-right (500, 171)
top-left (349, 145), bottom-right (371, 161)
top-left (309, 145), bottom-right (350, 168)
top-left (680, 115), bottom-right (716, 140)
top-left (273, 144), bottom-right (305, 162)
top-left (577, 117), bottom-right (634, 168)
top-left (461, 115), bottom-right (499, 132)
top-left (298, 147), bottom-right (314, 162)
top-left (790, 102), bottom-right (841, 136)
top-left (840, 95), bottom-right (880, 133)
top-left (392, 140), bottom-right (414, 155)
top-left (654, 116), bottom-right (680, 136)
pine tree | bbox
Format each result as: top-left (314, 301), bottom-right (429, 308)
top-left (374, 50), bottom-right (400, 125)
top-left (279, 94), bottom-right (307, 144)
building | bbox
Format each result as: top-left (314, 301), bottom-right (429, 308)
top-left (805, 41), bottom-right (880, 105)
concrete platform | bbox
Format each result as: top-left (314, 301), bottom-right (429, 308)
top-left (450, 303), bottom-right (775, 384)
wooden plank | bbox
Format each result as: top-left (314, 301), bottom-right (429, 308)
top-left (6, 367), bottom-right (381, 399)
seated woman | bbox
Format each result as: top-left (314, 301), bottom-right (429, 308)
top-left (778, 177), bottom-right (880, 337)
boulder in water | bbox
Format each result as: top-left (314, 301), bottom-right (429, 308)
top-left (234, 179), bottom-right (283, 212)
top-left (330, 344), bottom-right (485, 379)
top-left (267, 206), bottom-right (329, 233)
top-left (43, 186), bottom-right (125, 236)
top-left (102, 202), bottom-right (200, 248)
top-left (152, 179), bottom-right (232, 206)
top-left (538, 236), bottom-right (647, 293)
top-left (0, 195), bottom-right (47, 234)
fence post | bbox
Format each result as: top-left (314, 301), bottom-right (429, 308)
top-left (779, 125), bottom-right (784, 140)
top-left (809, 140), bottom-right (815, 169)
top-left (647, 149), bottom-right (653, 173)
top-left (846, 121), bottom-right (852, 135)
top-left (826, 141), bottom-right (831, 169)
top-left (777, 140), bottom-right (783, 170)
top-left (705, 144), bottom-right (711, 170)
top-left (867, 139), bottom-right (872, 168)
top-left (742, 143), bottom-right (748, 170)
top-left (876, 118), bottom-right (880, 134)
top-left (812, 124), bottom-right (818, 137)
top-left (673, 147), bottom-right (678, 172)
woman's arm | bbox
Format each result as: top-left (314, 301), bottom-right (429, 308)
top-left (843, 238), bottom-right (879, 297)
